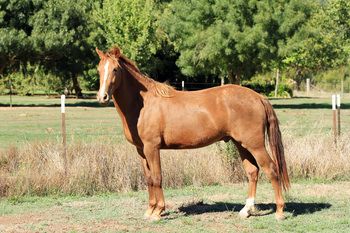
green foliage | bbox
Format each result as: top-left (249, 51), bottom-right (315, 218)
top-left (161, 0), bottom-right (268, 82)
top-left (313, 66), bottom-right (350, 92)
top-left (91, 0), bottom-right (159, 69)
top-left (216, 141), bottom-right (240, 162)
top-left (268, 84), bottom-right (293, 98)
top-left (281, 0), bottom-right (349, 73)
top-left (160, 0), bottom-right (324, 84)
top-left (0, 64), bottom-right (67, 95)
top-left (0, 0), bottom-right (95, 96)
top-left (242, 72), bottom-right (293, 97)
top-left (30, 0), bottom-right (95, 96)
top-left (0, 0), bottom-right (350, 94)
top-left (0, 0), bottom-right (37, 72)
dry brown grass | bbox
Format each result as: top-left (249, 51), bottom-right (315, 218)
top-left (284, 132), bottom-right (350, 180)
top-left (0, 141), bottom-right (244, 197)
top-left (0, 133), bottom-right (349, 197)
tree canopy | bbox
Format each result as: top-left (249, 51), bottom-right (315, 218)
top-left (92, 0), bottom-right (159, 69)
top-left (0, 0), bottom-right (349, 95)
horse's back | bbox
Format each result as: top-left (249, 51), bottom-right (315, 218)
top-left (138, 84), bottom-right (267, 149)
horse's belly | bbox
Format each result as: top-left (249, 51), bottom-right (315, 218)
top-left (161, 126), bottom-right (224, 149)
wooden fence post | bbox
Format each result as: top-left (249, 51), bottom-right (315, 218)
top-left (336, 94), bottom-right (341, 137)
top-left (332, 94), bottom-right (337, 145)
top-left (61, 95), bottom-right (67, 175)
top-left (9, 78), bottom-right (13, 108)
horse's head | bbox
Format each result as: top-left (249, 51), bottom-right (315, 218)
top-left (96, 47), bottom-right (122, 105)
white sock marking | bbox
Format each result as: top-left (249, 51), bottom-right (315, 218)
top-left (245, 198), bottom-right (255, 207)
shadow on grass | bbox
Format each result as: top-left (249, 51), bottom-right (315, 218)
top-left (2, 102), bottom-right (350, 109)
top-left (3, 102), bottom-right (349, 109)
top-left (176, 201), bottom-right (331, 217)
top-left (0, 101), bottom-right (114, 108)
top-left (272, 103), bottom-right (350, 109)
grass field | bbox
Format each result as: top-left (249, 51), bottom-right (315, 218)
top-left (1, 94), bottom-right (350, 148)
top-left (0, 182), bottom-right (349, 232)
top-left (0, 95), bottom-right (122, 147)
top-left (1, 95), bottom-right (350, 232)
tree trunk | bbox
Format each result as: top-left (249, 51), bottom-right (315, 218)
top-left (294, 68), bottom-right (302, 90)
top-left (0, 57), bottom-right (8, 75)
top-left (227, 67), bottom-right (241, 84)
top-left (71, 74), bottom-right (83, 98)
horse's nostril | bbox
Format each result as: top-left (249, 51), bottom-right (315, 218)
top-left (103, 93), bottom-right (109, 101)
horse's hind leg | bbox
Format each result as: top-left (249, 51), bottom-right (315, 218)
top-left (249, 146), bottom-right (285, 220)
top-left (235, 143), bottom-right (259, 218)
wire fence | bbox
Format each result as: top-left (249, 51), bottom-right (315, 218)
top-left (2, 104), bottom-right (349, 149)
top-left (1, 80), bottom-right (350, 148)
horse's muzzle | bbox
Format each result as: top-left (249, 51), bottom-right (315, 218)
top-left (97, 92), bottom-right (110, 106)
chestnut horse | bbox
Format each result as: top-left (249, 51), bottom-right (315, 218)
top-left (96, 47), bottom-right (290, 221)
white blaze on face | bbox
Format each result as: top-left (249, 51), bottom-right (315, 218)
top-left (99, 60), bottom-right (110, 100)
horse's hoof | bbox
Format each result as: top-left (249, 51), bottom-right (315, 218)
top-left (239, 208), bottom-right (250, 218)
top-left (143, 213), bottom-right (151, 220)
top-left (143, 208), bottom-right (154, 220)
top-left (275, 213), bottom-right (286, 221)
top-left (149, 214), bottom-right (161, 222)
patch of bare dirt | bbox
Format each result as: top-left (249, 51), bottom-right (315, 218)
top-left (0, 207), bottom-right (129, 233)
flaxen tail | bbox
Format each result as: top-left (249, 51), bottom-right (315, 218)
top-left (261, 98), bottom-right (290, 191)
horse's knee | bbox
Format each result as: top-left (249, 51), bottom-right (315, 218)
top-left (145, 174), bottom-right (153, 186)
top-left (262, 163), bottom-right (278, 180)
top-left (246, 166), bottom-right (259, 182)
top-left (152, 175), bottom-right (162, 188)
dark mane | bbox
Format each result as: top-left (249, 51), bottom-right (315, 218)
top-left (108, 47), bottom-right (174, 98)
top-left (106, 47), bottom-right (140, 73)
top-left (120, 55), bottom-right (141, 73)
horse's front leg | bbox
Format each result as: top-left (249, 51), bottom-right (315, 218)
top-left (138, 153), bottom-right (157, 219)
top-left (142, 144), bottom-right (165, 221)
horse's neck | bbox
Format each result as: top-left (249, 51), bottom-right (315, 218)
top-left (112, 64), bottom-right (149, 131)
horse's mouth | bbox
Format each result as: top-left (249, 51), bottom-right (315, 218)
top-left (98, 99), bottom-right (110, 106)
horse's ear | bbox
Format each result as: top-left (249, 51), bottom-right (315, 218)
top-left (109, 47), bottom-right (121, 59)
top-left (95, 47), bottom-right (105, 59)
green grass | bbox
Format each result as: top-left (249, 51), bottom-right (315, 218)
top-left (1, 95), bottom-right (350, 232)
top-left (270, 97), bottom-right (350, 136)
top-left (1, 95), bottom-right (350, 147)
top-left (0, 106), bottom-right (124, 147)
top-left (0, 95), bottom-right (123, 147)
top-left (0, 182), bottom-right (349, 232)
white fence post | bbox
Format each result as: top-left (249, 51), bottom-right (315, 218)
top-left (182, 81), bottom-right (185, 91)
top-left (306, 78), bottom-right (310, 96)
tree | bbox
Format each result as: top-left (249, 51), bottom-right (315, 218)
top-left (91, 0), bottom-right (159, 71)
top-left (280, 0), bottom-right (349, 88)
top-left (0, 0), bottom-right (37, 74)
top-left (0, 0), bottom-right (96, 96)
top-left (161, 0), bottom-right (288, 84)
top-left (30, 0), bottom-right (94, 97)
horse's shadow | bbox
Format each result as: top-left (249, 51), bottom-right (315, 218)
top-left (173, 201), bottom-right (331, 217)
